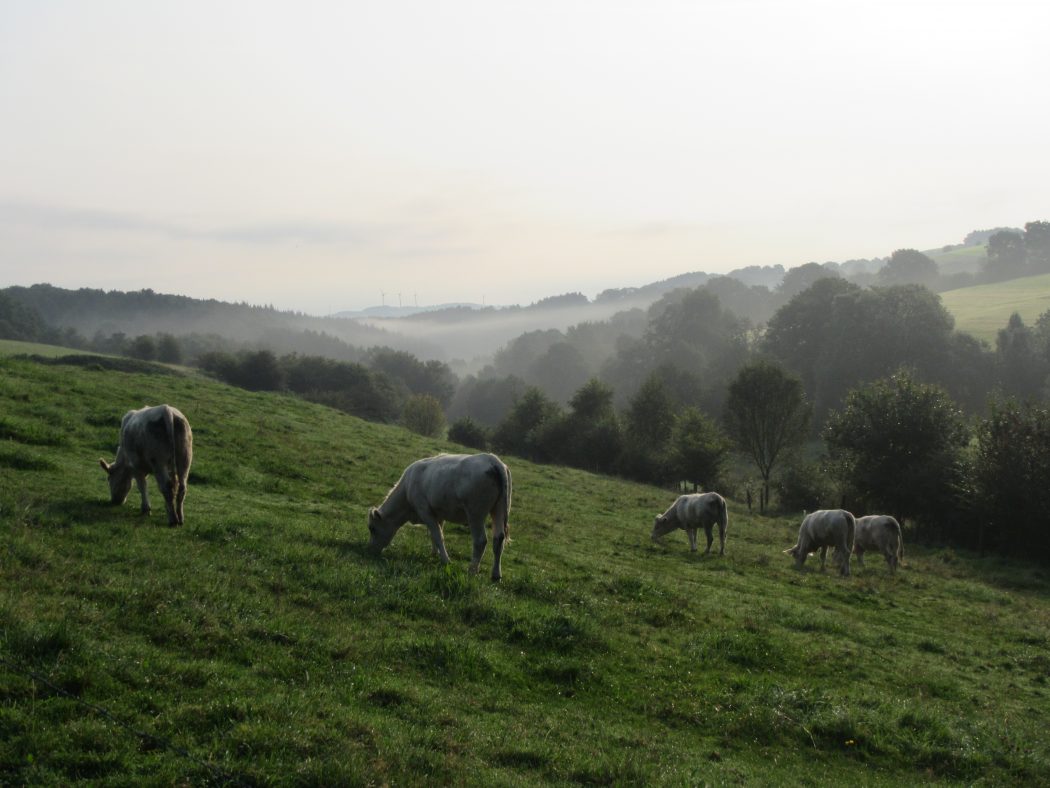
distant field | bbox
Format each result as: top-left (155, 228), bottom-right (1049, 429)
top-left (926, 244), bottom-right (986, 276)
top-left (940, 273), bottom-right (1050, 343)
top-left (0, 339), bottom-right (101, 358)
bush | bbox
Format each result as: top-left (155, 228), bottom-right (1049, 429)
top-left (775, 458), bottom-right (835, 515)
top-left (402, 394), bottom-right (447, 438)
top-left (448, 417), bottom-right (489, 450)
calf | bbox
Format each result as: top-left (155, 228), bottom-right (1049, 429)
top-left (99, 404), bottom-right (193, 526)
top-left (854, 515), bottom-right (904, 573)
top-left (651, 492), bottom-right (728, 555)
top-left (784, 509), bottom-right (855, 576)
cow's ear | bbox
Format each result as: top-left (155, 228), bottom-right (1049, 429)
top-left (369, 507), bottom-right (381, 521)
top-left (99, 459), bottom-right (112, 475)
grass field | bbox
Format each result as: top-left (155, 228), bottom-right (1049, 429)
top-left (940, 272), bottom-right (1050, 344)
top-left (2, 349), bottom-right (1049, 784)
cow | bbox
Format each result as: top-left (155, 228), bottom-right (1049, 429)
top-left (651, 492), bottom-right (728, 555)
top-left (854, 515), bottom-right (904, 573)
top-left (784, 509), bottom-right (855, 576)
top-left (367, 452), bottom-right (512, 581)
top-left (99, 404), bottom-right (193, 526)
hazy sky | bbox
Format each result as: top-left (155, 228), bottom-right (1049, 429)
top-left (2, 1), bottom-right (1048, 314)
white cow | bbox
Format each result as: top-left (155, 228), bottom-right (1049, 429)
top-left (854, 515), bottom-right (904, 573)
top-left (99, 404), bottom-right (193, 526)
top-left (651, 492), bottom-right (728, 555)
top-left (367, 453), bottom-right (512, 581)
top-left (784, 509), bottom-right (855, 576)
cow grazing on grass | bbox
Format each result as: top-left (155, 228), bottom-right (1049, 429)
top-left (367, 453), bottom-right (512, 581)
top-left (99, 404), bottom-right (193, 526)
top-left (784, 509), bottom-right (855, 576)
top-left (854, 515), bottom-right (904, 573)
top-left (651, 492), bottom-right (729, 555)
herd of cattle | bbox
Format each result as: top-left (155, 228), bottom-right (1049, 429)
top-left (100, 404), bottom-right (904, 580)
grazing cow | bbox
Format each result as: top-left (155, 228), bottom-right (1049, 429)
top-left (367, 453), bottom-right (512, 581)
top-left (651, 492), bottom-right (729, 555)
top-left (99, 404), bottom-right (193, 526)
top-left (784, 509), bottom-right (855, 576)
top-left (854, 515), bottom-right (904, 573)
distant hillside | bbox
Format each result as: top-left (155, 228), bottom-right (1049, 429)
top-left (940, 272), bottom-right (1050, 343)
top-left (1, 351), bottom-right (1048, 782)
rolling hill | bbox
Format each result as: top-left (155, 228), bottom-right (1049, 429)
top-left (1, 345), bottom-right (1048, 784)
top-left (940, 272), bottom-right (1050, 344)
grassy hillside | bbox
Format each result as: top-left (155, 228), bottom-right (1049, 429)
top-left (2, 350), bottom-right (1049, 784)
top-left (926, 244), bottom-right (987, 276)
top-left (940, 272), bottom-right (1050, 343)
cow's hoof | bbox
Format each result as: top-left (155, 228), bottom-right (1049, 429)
top-left (490, 574), bottom-right (502, 583)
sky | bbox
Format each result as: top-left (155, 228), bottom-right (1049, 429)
top-left (2, 0), bottom-right (1049, 315)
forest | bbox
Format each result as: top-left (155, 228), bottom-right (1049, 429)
top-left (3, 221), bottom-right (1050, 563)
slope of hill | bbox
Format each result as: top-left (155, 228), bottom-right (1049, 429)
top-left (940, 272), bottom-right (1050, 343)
top-left (1, 346), bottom-right (1048, 783)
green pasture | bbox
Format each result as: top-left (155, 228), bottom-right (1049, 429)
top-left (1, 353), bottom-right (1048, 784)
top-left (940, 272), bottom-right (1050, 344)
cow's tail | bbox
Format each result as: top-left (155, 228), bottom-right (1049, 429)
top-left (892, 517), bottom-right (905, 566)
top-left (718, 494), bottom-right (728, 533)
top-left (494, 458), bottom-right (512, 543)
top-left (164, 405), bottom-right (179, 496)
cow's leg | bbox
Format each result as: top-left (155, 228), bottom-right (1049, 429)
top-left (686, 528), bottom-right (698, 552)
top-left (135, 474), bottom-right (151, 516)
top-left (490, 506), bottom-right (507, 582)
top-left (420, 515), bottom-right (451, 564)
top-left (703, 525), bottom-right (714, 555)
top-left (855, 548), bottom-right (866, 567)
top-left (175, 473), bottom-right (187, 525)
top-left (885, 548), bottom-right (897, 573)
top-left (839, 538), bottom-right (851, 576)
top-left (717, 520), bottom-right (726, 555)
top-left (153, 467), bottom-right (179, 526)
top-left (818, 546), bottom-right (828, 571)
top-left (467, 511), bottom-right (488, 576)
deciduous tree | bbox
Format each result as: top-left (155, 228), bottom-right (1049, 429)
top-left (724, 361), bottom-right (811, 512)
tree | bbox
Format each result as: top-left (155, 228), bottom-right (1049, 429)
top-left (670, 407), bottom-right (731, 491)
top-left (971, 399), bottom-right (1050, 561)
top-left (237, 350), bottom-right (284, 391)
top-left (1024, 221), bottom-right (1050, 274)
top-left (127, 334), bottom-right (156, 361)
top-left (996, 312), bottom-right (1045, 400)
top-left (620, 373), bottom-right (677, 484)
top-left (555, 378), bottom-right (623, 473)
top-left (824, 370), bottom-right (969, 537)
top-left (876, 249), bottom-right (939, 289)
top-left (528, 341), bottom-right (591, 404)
top-left (724, 361), bottom-right (811, 512)
top-left (448, 417), bottom-right (489, 450)
top-left (777, 262), bottom-right (839, 303)
top-left (985, 230), bottom-right (1027, 281)
top-left (492, 387), bottom-right (561, 461)
top-left (156, 333), bottom-right (183, 364)
top-left (401, 393), bottom-right (446, 438)
top-left (367, 348), bottom-right (457, 407)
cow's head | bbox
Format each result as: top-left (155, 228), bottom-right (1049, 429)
top-left (367, 507), bottom-right (396, 553)
top-left (651, 514), bottom-right (677, 541)
top-left (99, 457), bottom-right (133, 505)
top-left (783, 545), bottom-right (800, 558)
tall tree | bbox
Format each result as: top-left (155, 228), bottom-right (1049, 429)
top-left (670, 407), bottom-right (731, 491)
top-left (996, 312), bottom-right (1045, 400)
top-left (1024, 221), bottom-right (1050, 274)
top-left (972, 399), bottom-right (1050, 560)
top-left (876, 249), bottom-right (939, 289)
top-left (985, 230), bottom-right (1028, 281)
top-left (620, 373), bottom-right (677, 484)
top-left (724, 361), bottom-right (811, 512)
top-left (824, 370), bottom-right (969, 536)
